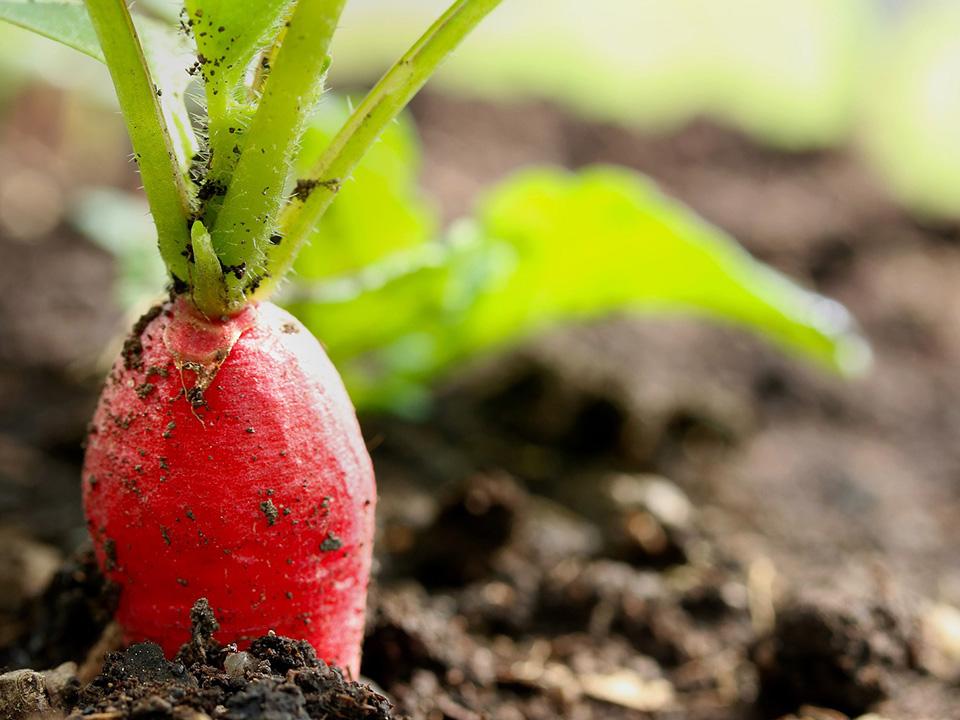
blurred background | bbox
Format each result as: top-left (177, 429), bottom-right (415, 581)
top-left (3, 1), bottom-right (960, 717)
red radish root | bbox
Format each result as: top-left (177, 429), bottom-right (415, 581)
top-left (82, 297), bottom-right (376, 677)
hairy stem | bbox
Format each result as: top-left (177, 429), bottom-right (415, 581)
top-left (210, 0), bottom-right (346, 311)
top-left (255, 0), bottom-right (503, 301)
top-left (83, 0), bottom-right (193, 283)
top-left (203, 83), bottom-right (231, 183)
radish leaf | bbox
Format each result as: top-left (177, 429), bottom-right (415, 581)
top-left (0, 0), bottom-right (103, 60)
top-left (466, 167), bottom-right (870, 374)
top-left (290, 167), bottom-right (870, 410)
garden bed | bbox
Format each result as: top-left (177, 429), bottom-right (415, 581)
top-left (2, 93), bottom-right (960, 719)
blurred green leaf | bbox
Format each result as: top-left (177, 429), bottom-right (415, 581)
top-left (466, 167), bottom-right (868, 368)
top-left (290, 166), bottom-right (870, 411)
top-left (291, 97), bottom-right (438, 280)
top-left (0, 1), bottom-right (103, 60)
top-left (0, 24), bottom-right (110, 105)
top-left (287, 222), bottom-right (494, 411)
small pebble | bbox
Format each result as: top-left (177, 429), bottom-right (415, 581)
top-left (0, 668), bottom-right (51, 719)
top-left (224, 651), bottom-right (257, 678)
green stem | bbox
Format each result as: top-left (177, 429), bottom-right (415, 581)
top-left (204, 85), bottom-right (231, 182)
top-left (254, 0), bottom-right (503, 301)
top-left (83, 0), bottom-right (192, 284)
top-left (188, 220), bottom-right (230, 318)
top-left (210, 0), bottom-right (345, 311)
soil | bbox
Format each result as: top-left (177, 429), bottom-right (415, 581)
top-left (3, 89), bottom-right (960, 719)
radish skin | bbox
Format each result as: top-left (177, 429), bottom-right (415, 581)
top-left (82, 297), bottom-right (376, 677)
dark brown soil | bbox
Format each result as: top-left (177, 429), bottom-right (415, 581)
top-left (3, 89), bottom-right (960, 719)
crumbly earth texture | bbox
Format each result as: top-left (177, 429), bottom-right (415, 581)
top-left (1, 597), bottom-right (394, 720)
top-left (4, 97), bottom-right (960, 719)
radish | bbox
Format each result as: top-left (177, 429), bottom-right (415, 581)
top-left (82, 297), bottom-right (375, 676)
top-left (0, 0), bottom-right (503, 677)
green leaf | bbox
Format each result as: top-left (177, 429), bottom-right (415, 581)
top-left (291, 97), bottom-right (438, 281)
top-left (287, 223), bottom-right (491, 410)
top-left (288, 167), bottom-right (870, 411)
top-left (183, 0), bottom-right (295, 114)
top-left (0, 0), bottom-right (103, 60)
top-left (464, 166), bottom-right (870, 371)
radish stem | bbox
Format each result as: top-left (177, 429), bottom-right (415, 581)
top-left (254, 0), bottom-right (504, 300)
top-left (83, 0), bottom-right (193, 284)
top-left (211, 0), bottom-right (346, 312)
